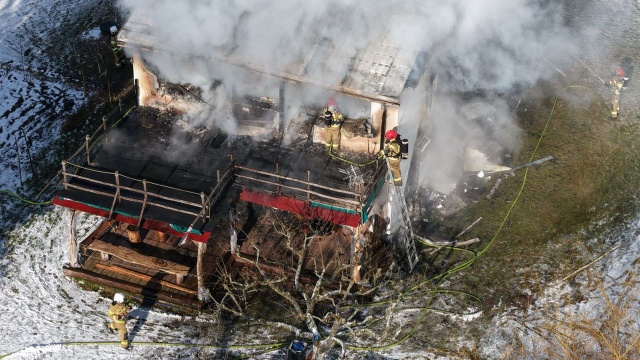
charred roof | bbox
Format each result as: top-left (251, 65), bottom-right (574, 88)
top-left (119, 14), bottom-right (418, 104)
top-left (55, 107), bottom-right (385, 239)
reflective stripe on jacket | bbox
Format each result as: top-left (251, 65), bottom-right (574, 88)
top-left (384, 140), bottom-right (401, 159)
top-left (108, 303), bottom-right (128, 324)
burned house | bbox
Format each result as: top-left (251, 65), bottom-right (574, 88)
top-left (53, 14), bottom-right (513, 310)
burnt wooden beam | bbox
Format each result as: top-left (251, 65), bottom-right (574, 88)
top-left (62, 266), bottom-right (201, 309)
top-left (87, 238), bottom-right (189, 275)
top-left (94, 263), bottom-right (198, 296)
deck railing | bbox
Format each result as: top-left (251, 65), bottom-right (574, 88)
top-left (233, 160), bottom-right (386, 214)
top-left (60, 153), bottom-right (386, 228)
top-left (61, 160), bottom-right (234, 226)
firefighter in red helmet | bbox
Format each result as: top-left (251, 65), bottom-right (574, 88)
top-left (321, 97), bottom-right (344, 153)
top-left (379, 129), bottom-right (403, 186)
top-left (606, 67), bottom-right (626, 119)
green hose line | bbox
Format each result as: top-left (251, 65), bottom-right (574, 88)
top-left (111, 105), bottom-right (136, 128)
top-left (89, 105), bottom-right (137, 149)
top-left (0, 189), bottom-right (52, 206)
top-left (0, 340), bottom-right (286, 359)
top-left (326, 140), bottom-right (379, 166)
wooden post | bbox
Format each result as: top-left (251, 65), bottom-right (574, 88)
top-left (307, 170), bottom-right (311, 202)
top-left (68, 209), bottom-right (79, 267)
top-left (196, 241), bottom-right (212, 302)
top-left (216, 169), bottom-right (221, 183)
top-left (276, 162), bottom-right (280, 195)
top-left (85, 134), bottom-right (91, 165)
top-left (115, 171), bottom-right (121, 202)
top-left (352, 225), bottom-right (362, 282)
top-left (137, 179), bottom-right (147, 226)
top-left (109, 170), bottom-right (120, 218)
top-left (102, 116), bottom-right (108, 144)
top-left (126, 225), bottom-right (142, 245)
top-left (61, 160), bottom-right (68, 189)
top-left (134, 78), bottom-right (139, 106)
top-left (155, 230), bottom-right (168, 243)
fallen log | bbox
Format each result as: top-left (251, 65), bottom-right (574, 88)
top-left (486, 177), bottom-right (504, 200)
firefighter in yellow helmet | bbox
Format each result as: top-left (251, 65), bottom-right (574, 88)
top-left (107, 292), bottom-right (131, 349)
top-left (379, 129), bottom-right (402, 186)
top-left (321, 97), bottom-right (344, 153)
top-left (606, 68), bottom-right (626, 119)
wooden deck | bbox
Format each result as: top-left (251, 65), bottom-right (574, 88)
top-left (63, 202), bottom-right (394, 311)
top-left (65, 220), bottom-right (233, 310)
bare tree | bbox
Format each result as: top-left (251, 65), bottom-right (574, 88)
top-left (214, 206), bottom-right (397, 358)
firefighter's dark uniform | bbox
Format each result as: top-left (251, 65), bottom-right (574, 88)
top-left (381, 138), bottom-right (402, 186)
top-left (110, 33), bottom-right (124, 68)
top-left (607, 75), bottom-right (625, 119)
top-left (108, 302), bottom-right (130, 349)
top-left (322, 107), bottom-right (344, 152)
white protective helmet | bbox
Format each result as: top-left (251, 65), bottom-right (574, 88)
top-left (110, 26), bottom-right (118, 34)
top-left (113, 292), bottom-right (125, 303)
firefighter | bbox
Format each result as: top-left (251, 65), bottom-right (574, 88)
top-left (107, 292), bottom-right (131, 349)
top-left (110, 26), bottom-right (124, 68)
top-left (379, 129), bottom-right (403, 186)
top-left (606, 68), bottom-right (626, 119)
top-left (321, 98), bottom-right (344, 153)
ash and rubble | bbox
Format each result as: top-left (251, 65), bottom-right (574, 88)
top-left (404, 94), bottom-right (519, 240)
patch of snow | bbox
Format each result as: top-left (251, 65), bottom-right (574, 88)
top-left (80, 27), bottom-right (102, 40)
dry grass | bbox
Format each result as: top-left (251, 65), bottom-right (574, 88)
top-left (504, 269), bottom-right (640, 360)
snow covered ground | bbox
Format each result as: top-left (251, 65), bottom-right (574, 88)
top-left (0, 0), bottom-right (89, 192)
top-left (1, 0), bottom-right (640, 359)
top-left (0, 210), bottom-right (212, 359)
top-left (0, 1), bottom-right (275, 359)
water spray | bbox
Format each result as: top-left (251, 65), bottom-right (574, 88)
top-left (569, 52), bottom-right (605, 84)
top-left (541, 55), bottom-right (566, 77)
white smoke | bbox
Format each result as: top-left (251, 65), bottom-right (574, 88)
top-left (119, 0), bottom-right (571, 90)
top-left (118, 0), bottom-right (574, 188)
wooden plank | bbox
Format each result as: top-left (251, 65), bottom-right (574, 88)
top-left (95, 263), bottom-right (198, 295)
top-left (62, 266), bottom-right (201, 309)
top-left (87, 238), bottom-right (189, 275)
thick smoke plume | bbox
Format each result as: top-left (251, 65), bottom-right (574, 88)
top-left (119, 0), bottom-right (570, 91)
top-left (118, 0), bottom-right (573, 188)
